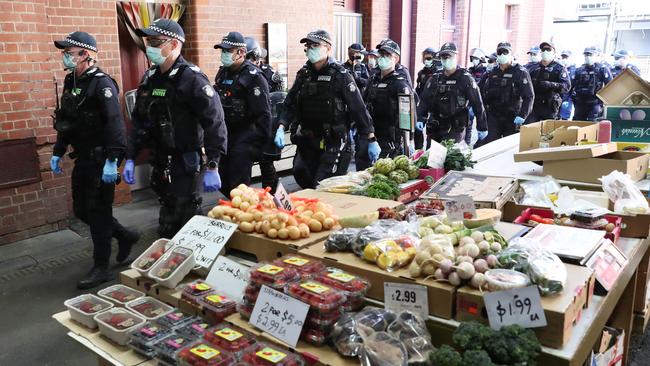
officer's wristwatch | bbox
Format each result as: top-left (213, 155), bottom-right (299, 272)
top-left (206, 160), bottom-right (218, 170)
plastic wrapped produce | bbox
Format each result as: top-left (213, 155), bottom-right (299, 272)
top-left (402, 336), bottom-right (436, 366)
top-left (285, 281), bottom-right (347, 314)
top-left (237, 300), bottom-right (255, 320)
top-left (301, 328), bottom-right (328, 345)
top-left (324, 228), bottom-right (361, 253)
top-left (359, 331), bottom-right (408, 366)
top-left (157, 310), bottom-right (196, 331)
top-left (126, 297), bottom-right (174, 320)
top-left (94, 308), bottom-right (146, 345)
top-left (176, 318), bottom-right (211, 339)
top-left (98, 284), bottom-right (145, 306)
top-left (351, 219), bottom-right (413, 257)
top-left (249, 263), bottom-right (301, 289)
top-left (197, 294), bottom-right (237, 323)
top-left (153, 333), bottom-right (197, 366)
top-left (240, 342), bottom-right (305, 366)
top-left (387, 311), bottom-right (430, 342)
top-left (330, 307), bottom-right (397, 357)
top-left (484, 269), bottom-right (531, 291)
top-left (177, 341), bottom-right (235, 366)
top-left (204, 324), bottom-right (256, 358)
top-left (361, 236), bottom-right (419, 272)
top-left (313, 269), bottom-right (370, 311)
top-left (129, 322), bottom-right (173, 357)
top-left (182, 280), bottom-right (217, 306)
top-left (65, 294), bottom-right (113, 329)
top-left (272, 255), bottom-right (326, 279)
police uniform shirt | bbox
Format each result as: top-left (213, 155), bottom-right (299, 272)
top-left (260, 64), bottom-right (283, 92)
top-left (416, 67), bottom-right (487, 131)
top-left (611, 64), bottom-right (641, 79)
top-left (53, 67), bottom-right (126, 161)
top-left (395, 63), bottom-right (413, 87)
top-left (343, 60), bottom-right (370, 91)
top-left (364, 70), bottom-right (413, 131)
top-left (415, 66), bottom-right (437, 96)
top-left (127, 55), bottom-right (227, 163)
top-left (528, 61), bottom-right (571, 98)
top-left (571, 63), bottom-right (613, 103)
top-left (480, 63), bottom-right (535, 119)
top-left (280, 57), bottom-right (374, 136)
top-left (468, 64), bottom-right (487, 84)
top-left (214, 60), bottom-right (272, 142)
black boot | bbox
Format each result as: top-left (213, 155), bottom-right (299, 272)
top-left (114, 227), bottom-right (140, 263)
top-left (77, 265), bottom-right (113, 290)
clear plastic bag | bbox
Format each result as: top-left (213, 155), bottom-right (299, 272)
top-left (324, 228), bottom-right (361, 253)
top-left (352, 219), bottom-right (419, 257)
top-left (330, 307), bottom-right (397, 358)
top-left (600, 170), bottom-right (649, 214)
top-left (317, 171), bottom-right (372, 194)
top-left (402, 336), bottom-right (436, 366)
top-left (359, 331), bottom-right (408, 366)
top-left (387, 311), bottom-right (430, 342)
top-left (496, 237), bottom-right (567, 295)
top-left (519, 176), bottom-right (561, 208)
top-left (362, 236), bottom-right (419, 272)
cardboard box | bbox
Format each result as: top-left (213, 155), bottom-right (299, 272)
top-left (119, 269), bottom-right (157, 296)
top-left (421, 171), bottom-right (519, 210)
top-left (519, 120), bottom-right (600, 152)
top-left (514, 143), bottom-right (649, 183)
top-left (597, 68), bottom-right (650, 106)
top-left (455, 264), bottom-right (595, 349)
top-left (606, 106), bottom-right (650, 143)
top-left (590, 327), bottom-right (625, 366)
top-left (119, 269), bottom-right (199, 308)
top-left (299, 244), bottom-right (457, 319)
top-left (225, 189), bottom-right (402, 262)
top-left (617, 142), bottom-right (650, 153)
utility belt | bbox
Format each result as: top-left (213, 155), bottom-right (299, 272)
top-left (486, 103), bottom-right (520, 117)
top-left (431, 111), bottom-right (467, 130)
top-left (69, 146), bottom-right (105, 163)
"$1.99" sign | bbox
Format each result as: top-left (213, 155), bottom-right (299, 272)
top-left (484, 286), bottom-right (547, 330)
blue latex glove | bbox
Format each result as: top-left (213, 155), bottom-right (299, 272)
top-left (514, 116), bottom-right (525, 126)
top-left (408, 144), bottom-right (415, 155)
top-left (274, 126), bottom-right (285, 148)
top-left (123, 159), bottom-right (135, 185)
top-left (477, 130), bottom-right (488, 141)
top-left (101, 159), bottom-right (118, 184)
top-left (415, 121), bottom-right (424, 131)
top-left (203, 169), bottom-right (222, 192)
top-left (561, 101), bottom-right (570, 109)
top-left (368, 141), bottom-right (381, 162)
top-left (50, 156), bottom-right (62, 174)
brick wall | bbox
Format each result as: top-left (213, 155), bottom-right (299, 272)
top-left (410, 0), bottom-right (444, 77)
top-left (361, 0), bottom-right (390, 51)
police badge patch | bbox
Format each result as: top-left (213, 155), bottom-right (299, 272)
top-left (253, 86), bottom-right (261, 96)
top-left (202, 85), bottom-right (215, 97)
top-left (102, 87), bottom-right (113, 99)
top-left (348, 82), bottom-right (356, 92)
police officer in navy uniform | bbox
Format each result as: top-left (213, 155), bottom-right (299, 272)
top-left (477, 42), bottom-right (534, 146)
top-left (276, 30), bottom-right (379, 188)
top-left (214, 32), bottom-right (272, 195)
top-left (123, 19), bottom-right (227, 238)
top-left (51, 31), bottom-right (139, 289)
top-left (559, 50), bottom-right (576, 120)
top-left (257, 47), bottom-right (284, 92)
top-left (414, 47), bottom-right (439, 149)
top-left (343, 43), bottom-right (370, 93)
top-left (376, 39), bottom-right (413, 87)
top-left (526, 42), bottom-right (571, 123)
top-left (366, 49), bottom-right (380, 78)
top-left (417, 42), bottom-right (488, 144)
top-left (611, 50), bottom-right (641, 78)
top-left (364, 39), bottom-right (414, 159)
top-left (524, 46), bottom-right (541, 72)
top-left (571, 46), bottom-right (613, 121)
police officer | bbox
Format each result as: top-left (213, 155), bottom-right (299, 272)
top-left (376, 39), bottom-right (414, 87)
top-left (525, 46), bottom-right (542, 72)
top-left (214, 32), bottom-right (272, 195)
top-left (559, 50), bottom-right (576, 120)
top-left (416, 42), bottom-right (488, 144)
top-left (123, 19), bottom-right (228, 238)
top-left (611, 50), bottom-right (641, 78)
top-left (414, 47), bottom-right (439, 149)
top-left (468, 48), bottom-right (488, 83)
top-left (276, 30), bottom-right (378, 188)
top-left (571, 46), bottom-right (613, 121)
top-left (366, 49), bottom-right (380, 78)
top-left (526, 42), bottom-right (571, 122)
top-left (51, 31), bottom-right (139, 289)
top-left (343, 43), bottom-right (370, 93)
top-left (251, 46), bottom-right (283, 92)
top-left (364, 39), bottom-right (414, 158)
top-left (477, 42), bottom-right (534, 146)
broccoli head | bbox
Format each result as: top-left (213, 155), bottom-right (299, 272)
top-left (430, 344), bottom-right (462, 366)
top-left (452, 321), bottom-right (495, 351)
top-left (462, 350), bottom-right (494, 366)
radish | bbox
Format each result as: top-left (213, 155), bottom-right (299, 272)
top-left (422, 262), bottom-right (436, 276)
top-left (448, 271), bottom-right (461, 286)
top-left (490, 242), bottom-right (502, 252)
top-left (471, 231), bottom-right (484, 243)
top-left (477, 241), bottom-right (490, 254)
top-left (456, 256), bottom-right (473, 264)
top-left (434, 268), bottom-right (445, 281)
top-left (459, 236), bottom-right (475, 246)
top-left (470, 273), bottom-right (487, 290)
top-left (486, 254), bottom-right (498, 268)
top-left (415, 251), bottom-right (431, 265)
top-left (455, 261), bottom-right (476, 280)
top-left (429, 243), bottom-right (443, 255)
top-left (439, 258), bottom-right (454, 274)
top-left (473, 258), bottom-right (489, 273)
top-left (461, 243), bottom-right (480, 258)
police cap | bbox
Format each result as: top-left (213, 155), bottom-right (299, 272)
top-left (300, 30), bottom-right (333, 46)
top-left (135, 19), bottom-right (185, 43)
top-left (497, 42), bottom-right (513, 53)
top-left (214, 31), bottom-right (246, 50)
top-left (527, 46), bottom-right (541, 54)
top-left (438, 42), bottom-right (458, 56)
top-left (378, 39), bottom-right (401, 56)
top-left (54, 31), bottom-right (98, 52)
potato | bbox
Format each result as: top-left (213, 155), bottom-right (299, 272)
top-left (298, 223), bottom-right (310, 238)
top-left (277, 212), bottom-right (290, 223)
top-left (231, 196), bottom-right (242, 208)
top-left (252, 210), bottom-right (264, 222)
top-left (239, 221), bottom-right (254, 233)
top-left (271, 218), bottom-right (283, 230)
top-left (308, 219), bottom-right (323, 232)
top-left (207, 210), bottom-right (215, 219)
top-left (312, 212), bottom-right (327, 224)
top-left (255, 221), bottom-right (264, 234)
top-left (238, 212), bottom-right (254, 223)
top-left (261, 220), bottom-right (272, 234)
top-left (221, 216), bottom-right (232, 223)
top-left (240, 201), bottom-right (251, 211)
top-left (322, 217), bottom-right (335, 230)
top-left (302, 210), bottom-right (314, 217)
top-left (267, 228), bottom-right (278, 239)
top-left (287, 216), bottom-right (298, 227)
top-left (287, 226), bottom-right (301, 240)
top-left (278, 228), bottom-right (289, 239)
top-left (230, 188), bottom-right (243, 197)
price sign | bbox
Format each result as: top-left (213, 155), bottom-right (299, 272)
top-left (170, 215), bottom-right (237, 270)
top-left (484, 286), bottom-right (547, 329)
top-left (250, 285), bottom-right (309, 347)
top-left (443, 195), bottom-right (477, 221)
top-left (384, 282), bottom-right (429, 319)
top-left (273, 183), bottom-right (293, 211)
top-left (205, 256), bottom-right (250, 300)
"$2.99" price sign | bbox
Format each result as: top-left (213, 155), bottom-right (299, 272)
top-left (484, 286), bottom-right (547, 330)
top-left (384, 282), bottom-right (429, 319)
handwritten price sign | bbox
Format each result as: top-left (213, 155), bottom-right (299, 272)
top-left (170, 215), bottom-right (237, 270)
top-left (484, 286), bottom-right (547, 329)
top-left (250, 285), bottom-right (309, 347)
top-left (443, 195), bottom-right (477, 221)
top-left (206, 256), bottom-right (250, 300)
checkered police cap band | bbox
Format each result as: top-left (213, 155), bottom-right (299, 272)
top-left (65, 37), bottom-right (97, 52)
top-left (149, 25), bottom-right (185, 43)
top-left (309, 32), bottom-right (332, 44)
top-left (382, 44), bottom-right (400, 55)
top-left (221, 38), bottom-right (246, 47)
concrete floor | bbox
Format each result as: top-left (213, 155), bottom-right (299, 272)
top-left (1, 176), bottom-right (649, 365)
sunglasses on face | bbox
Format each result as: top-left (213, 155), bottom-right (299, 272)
top-left (62, 50), bottom-right (85, 57)
top-left (541, 47), bottom-right (553, 52)
top-left (304, 43), bottom-right (322, 51)
top-left (497, 49), bottom-right (510, 56)
top-left (423, 57), bottom-right (433, 61)
top-left (145, 38), bottom-right (171, 48)
top-left (440, 54), bottom-right (454, 60)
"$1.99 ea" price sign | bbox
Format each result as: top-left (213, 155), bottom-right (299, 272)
top-left (384, 282), bottom-right (429, 319)
top-left (484, 286), bottom-right (547, 330)
top-left (250, 285), bottom-right (309, 347)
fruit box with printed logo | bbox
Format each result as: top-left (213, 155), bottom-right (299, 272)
top-left (597, 68), bottom-right (650, 144)
top-left (454, 264), bottom-right (595, 349)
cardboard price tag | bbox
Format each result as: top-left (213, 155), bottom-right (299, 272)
top-left (484, 286), bottom-right (547, 329)
top-left (205, 256), bottom-right (250, 300)
top-left (443, 195), bottom-right (477, 221)
top-left (384, 282), bottom-right (429, 319)
top-left (273, 183), bottom-right (293, 211)
top-left (170, 215), bottom-right (237, 270)
top-left (250, 285), bottom-right (309, 347)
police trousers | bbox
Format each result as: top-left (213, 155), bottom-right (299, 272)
top-left (475, 112), bottom-right (518, 147)
top-left (354, 134), bottom-right (371, 171)
top-left (526, 104), bottom-right (559, 124)
top-left (151, 152), bottom-right (202, 239)
top-left (71, 159), bottom-right (127, 267)
top-left (573, 102), bottom-right (603, 122)
top-left (428, 126), bottom-right (464, 144)
top-left (219, 129), bottom-right (262, 196)
top-left (377, 134), bottom-right (404, 159)
top-left (259, 155), bottom-right (279, 194)
top-left (293, 138), bottom-right (352, 189)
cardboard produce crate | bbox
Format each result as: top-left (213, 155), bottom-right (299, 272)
top-left (514, 143), bottom-right (649, 184)
top-left (420, 171), bottom-right (518, 210)
top-left (455, 264), bottom-right (596, 349)
top-left (120, 269), bottom-right (199, 308)
top-left (225, 189), bottom-right (402, 261)
top-left (299, 244), bottom-right (456, 319)
top-left (519, 120), bottom-right (600, 152)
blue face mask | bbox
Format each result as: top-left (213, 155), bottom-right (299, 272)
top-left (424, 60), bottom-right (433, 68)
top-left (306, 47), bottom-right (324, 63)
top-left (378, 56), bottom-right (394, 71)
top-left (221, 50), bottom-right (235, 67)
top-left (441, 57), bottom-right (457, 71)
top-left (62, 53), bottom-right (77, 69)
top-left (146, 46), bottom-right (167, 66)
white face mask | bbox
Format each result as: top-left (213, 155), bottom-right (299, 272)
top-left (530, 54), bottom-right (541, 63)
top-left (368, 59), bottom-right (377, 68)
top-left (471, 58), bottom-right (480, 66)
top-left (486, 63), bottom-right (495, 71)
top-left (541, 51), bottom-right (554, 62)
top-left (497, 54), bottom-right (512, 65)
top-left (584, 55), bottom-right (594, 66)
top-left (441, 57), bottom-right (457, 71)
